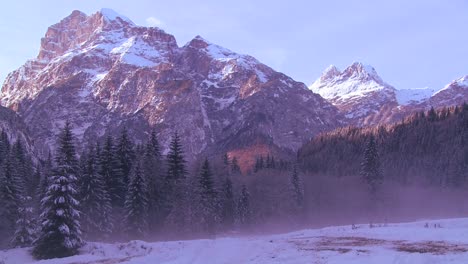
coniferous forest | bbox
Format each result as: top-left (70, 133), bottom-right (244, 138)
top-left (0, 104), bottom-right (467, 259)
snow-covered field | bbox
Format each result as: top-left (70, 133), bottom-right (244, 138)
top-left (2, 218), bottom-right (468, 264)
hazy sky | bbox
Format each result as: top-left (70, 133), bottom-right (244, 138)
top-left (0, 0), bottom-right (467, 90)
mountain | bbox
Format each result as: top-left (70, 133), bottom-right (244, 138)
top-left (309, 62), bottom-right (398, 125)
top-left (310, 63), bottom-right (467, 125)
top-left (0, 105), bottom-right (36, 157)
top-left (0, 9), bottom-right (339, 169)
top-left (429, 76), bottom-right (468, 108)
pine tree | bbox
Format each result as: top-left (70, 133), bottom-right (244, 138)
top-left (0, 129), bottom-right (10, 165)
top-left (196, 159), bottom-right (218, 234)
top-left (143, 134), bottom-right (163, 233)
top-left (11, 196), bottom-right (36, 248)
top-left (37, 153), bottom-right (53, 206)
top-left (360, 136), bottom-right (383, 195)
top-left (11, 140), bottom-right (34, 197)
top-left (236, 185), bottom-right (251, 229)
top-left (289, 166), bottom-right (305, 216)
top-left (164, 133), bottom-right (195, 235)
top-left (164, 132), bottom-right (187, 215)
top-left (220, 176), bottom-right (235, 230)
top-left (100, 135), bottom-right (125, 207)
top-left (116, 127), bottom-right (135, 189)
top-left (79, 146), bottom-right (112, 239)
top-left (0, 155), bottom-right (23, 240)
top-left (124, 160), bottom-right (149, 239)
top-left (33, 122), bottom-right (83, 259)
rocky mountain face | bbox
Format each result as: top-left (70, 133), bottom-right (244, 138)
top-left (310, 63), bottom-right (467, 126)
top-left (0, 105), bottom-right (36, 157)
top-left (0, 9), bottom-right (339, 170)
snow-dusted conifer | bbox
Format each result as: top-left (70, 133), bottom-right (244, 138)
top-left (33, 121), bottom-right (83, 259)
top-left (196, 159), bottom-right (218, 234)
top-left (0, 155), bottom-right (23, 238)
top-left (100, 135), bottom-right (125, 207)
top-left (124, 160), bottom-right (149, 238)
top-left (11, 196), bottom-right (36, 248)
top-left (79, 146), bottom-right (112, 239)
top-left (143, 133), bottom-right (163, 233)
top-left (220, 176), bottom-right (235, 229)
top-left (116, 127), bottom-right (135, 189)
top-left (236, 185), bottom-right (251, 228)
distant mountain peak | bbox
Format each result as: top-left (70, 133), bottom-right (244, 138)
top-left (319, 65), bottom-right (341, 81)
top-left (310, 62), bottom-right (391, 101)
top-left (342, 62), bottom-right (383, 83)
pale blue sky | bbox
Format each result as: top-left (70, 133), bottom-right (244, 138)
top-left (0, 0), bottom-right (467, 90)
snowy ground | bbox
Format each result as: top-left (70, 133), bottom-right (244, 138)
top-left (2, 218), bottom-right (468, 264)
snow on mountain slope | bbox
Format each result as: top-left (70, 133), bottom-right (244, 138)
top-left (395, 87), bottom-right (437, 105)
top-left (2, 218), bottom-right (468, 264)
top-left (310, 63), bottom-right (468, 126)
top-left (309, 63), bottom-right (398, 125)
top-left (430, 75), bottom-right (468, 108)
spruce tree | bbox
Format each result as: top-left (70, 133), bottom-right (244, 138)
top-left (124, 160), bottom-right (149, 239)
top-left (196, 159), bottom-right (218, 234)
top-left (236, 185), bottom-right (251, 229)
top-left (220, 176), bottom-right (235, 230)
top-left (164, 132), bottom-right (187, 213)
top-left (360, 136), bottom-right (383, 195)
top-left (11, 196), bottom-right (36, 248)
top-left (164, 132), bottom-right (193, 235)
top-left (0, 129), bottom-right (10, 165)
top-left (143, 135), bottom-right (162, 233)
top-left (0, 155), bottom-right (23, 240)
top-left (100, 135), bottom-right (125, 207)
top-left (290, 166), bottom-right (305, 216)
top-left (33, 122), bottom-right (83, 259)
top-left (79, 146), bottom-right (112, 239)
top-left (116, 127), bottom-right (135, 189)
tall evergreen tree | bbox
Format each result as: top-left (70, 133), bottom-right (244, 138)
top-left (236, 185), bottom-right (251, 228)
top-left (164, 132), bottom-right (187, 213)
top-left (220, 176), bottom-right (235, 230)
top-left (33, 122), bottom-right (83, 259)
top-left (360, 136), bottom-right (383, 195)
top-left (196, 159), bottom-right (218, 234)
top-left (143, 134), bottom-right (163, 233)
top-left (124, 160), bottom-right (149, 238)
top-left (289, 166), bottom-right (305, 216)
top-left (0, 129), bottom-right (10, 165)
top-left (0, 155), bottom-right (23, 241)
top-left (164, 132), bottom-right (194, 235)
top-left (116, 127), bottom-right (135, 189)
top-left (11, 196), bottom-right (36, 248)
top-left (11, 140), bottom-right (34, 197)
top-left (100, 135), bottom-right (125, 207)
top-left (79, 146), bottom-right (112, 239)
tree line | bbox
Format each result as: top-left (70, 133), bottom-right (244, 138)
top-left (298, 103), bottom-right (468, 188)
top-left (0, 122), bottom-right (305, 259)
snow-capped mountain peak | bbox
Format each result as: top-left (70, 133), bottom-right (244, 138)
top-left (342, 62), bottom-right (383, 83)
top-left (309, 62), bottom-right (393, 101)
top-left (98, 8), bottom-right (135, 26)
top-left (318, 65), bottom-right (341, 82)
top-left (434, 75), bottom-right (468, 96)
